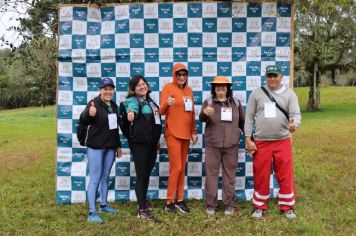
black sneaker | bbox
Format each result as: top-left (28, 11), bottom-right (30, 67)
top-left (137, 209), bottom-right (157, 222)
top-left (165, 202), bottom-right (177, 213)
top-left (175, 200), bottom-right (190, 213)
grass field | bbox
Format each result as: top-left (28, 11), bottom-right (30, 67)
top-left (0, 86), bottom-right (355, 235)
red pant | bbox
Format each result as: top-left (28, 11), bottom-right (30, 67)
top-left (253, 138), bottom-right (295, 211)
top-left (165, 130), bottom-right (190, 203)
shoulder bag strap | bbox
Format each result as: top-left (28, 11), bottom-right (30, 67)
top-left (233, 97), bottom-right (245, 132)
top-left (134, 97), bottom-right (143, 115)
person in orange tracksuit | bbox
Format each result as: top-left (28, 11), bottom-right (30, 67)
top-left (160, 63), bottom-right (198, 214)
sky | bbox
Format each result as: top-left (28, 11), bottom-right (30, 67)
top-left (0, 2), bottom-right (28, 49)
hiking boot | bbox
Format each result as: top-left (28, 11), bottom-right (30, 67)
top-left (283, 209), bottom-right (297, 219)
top-left (175, 200), bottom-right (190, 213)
top-left (137, 209), bottom-right (157, 222)
top-left (251, 208), bottom-right (264, 219)
top-left (99, 204), bottom-right (118, 214)
top-left (224, 207), bottom-right (234, 216)
top-left (87, 213), bottom-right (104, 224)
top-left (165, 202), bottom-right (177, 213)
top-left (206, 207), bottom-right (216, 216)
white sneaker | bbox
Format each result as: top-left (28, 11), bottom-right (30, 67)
top-left (206, 207), bottom-right (215, 216)
top-left (224, 207), bottom-right (234, 216)
top-left (283, 209), bottom-right (296, 219)
top-left (251, 208), bottom-right (264, 219)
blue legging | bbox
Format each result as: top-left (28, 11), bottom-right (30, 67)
top-left (87, 148), bottom-right (115, 213)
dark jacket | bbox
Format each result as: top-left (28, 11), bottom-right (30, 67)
top-left (81, 96), bottom-right (121, 149)
top-left (199, 97), bottom-right (244, 148)
top-left (127, 98), bottom-right (162, 145)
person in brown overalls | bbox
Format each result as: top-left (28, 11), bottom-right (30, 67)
top-left (199, 76), bottom-right (244, 216)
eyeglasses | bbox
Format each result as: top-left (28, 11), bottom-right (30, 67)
top-left (176, 73), bottom-right (187, 77)
top-left (266, 74), bottom-right (280, 79)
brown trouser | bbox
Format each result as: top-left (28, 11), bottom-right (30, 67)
top-left (205, 146), bottom-right (238, 208)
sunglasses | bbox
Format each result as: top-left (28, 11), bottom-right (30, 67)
top-left (176, 72), bottom-right (187, 77)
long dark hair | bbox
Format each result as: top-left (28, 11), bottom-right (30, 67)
top-left (126, 75), bottom-right (152, 100)
top-left (210, 84), bottom-right (233, 99)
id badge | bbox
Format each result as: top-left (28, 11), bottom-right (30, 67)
top-left (153, 111), bottom-right (161, 125)
top-left (149, 102), bottom-right (161, 125)
top-left (264, 102), bottom-right (276, 118)
top-left (183, 97), bottom-right (193, 111)
top-left (221, 107), bottom-right (232, 121)
top-left (108, 113), bottom-right (118, 130)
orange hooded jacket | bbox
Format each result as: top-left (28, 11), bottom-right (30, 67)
top-left (160, 63), bottom-right (197, 140)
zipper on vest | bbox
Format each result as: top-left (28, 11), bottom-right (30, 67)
top-left (84, 125), bottom-right (91, 146)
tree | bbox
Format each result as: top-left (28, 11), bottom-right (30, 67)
top-left (0, 0), bottom-right (58, 107)
top-left (295, 0), bottom-right (356, 111)
top-left (16, 37), bottom-right (57, 106)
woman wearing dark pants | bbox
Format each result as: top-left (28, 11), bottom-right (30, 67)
top-left (123, 75), bottom-right (162, 222)
top-left (129, 142), bottom-right (158, 211)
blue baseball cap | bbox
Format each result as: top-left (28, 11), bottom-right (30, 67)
top-left (100, 78), bottom-right (115, 88)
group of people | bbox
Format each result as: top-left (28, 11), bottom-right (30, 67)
top-left (80, 63), bottom-right (301, 224)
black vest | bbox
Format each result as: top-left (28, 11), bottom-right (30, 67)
top-left (129, 99), bottom-right (162, 145)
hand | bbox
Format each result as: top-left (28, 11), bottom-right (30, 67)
top-left (156, 143), bottom-right (160, 152)
top-left (246, 140), bottom-right (257, 156)
top-left (203, 105), bottom-right (214, 116)
top-left (127, 109), bottom-right (134, 122)
top-left (167, 92), bottom-right (175, 106)
top-left (288, 119), bottom-right (296, 133)
top-left (89, 101), bottom-right (97, 117)
top-left (191, 134), bottom-right (198, 145)
top-left (116, 148), bottom-right (122, 158)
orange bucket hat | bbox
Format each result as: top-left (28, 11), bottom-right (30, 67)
top-left (210, 76), bottom-right (232, 85)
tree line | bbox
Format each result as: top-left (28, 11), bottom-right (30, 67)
top-left (0, 0), bottom-right (355, 111)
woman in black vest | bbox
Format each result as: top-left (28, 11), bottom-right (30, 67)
top-left (80, 78), bottom-right (122, 224)
top-left (123, 75), bottom-right (162, 222)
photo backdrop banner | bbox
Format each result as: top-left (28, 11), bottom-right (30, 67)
top-left (56, 1), bottom-right (293, 204)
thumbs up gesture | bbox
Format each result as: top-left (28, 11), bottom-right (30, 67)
top-left (89, 101), bottom-right (97, 117)
top-left (288, 119), bottom-right (296, 133)
top-left (203, 103), bottom-right (214, 116)
top-left (167, 92), bottom-right (175, 106)
top-left (127, 109), bottom-right (134, 122)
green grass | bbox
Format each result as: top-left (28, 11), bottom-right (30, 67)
top-left (0, 87), bottom-right (355, 235)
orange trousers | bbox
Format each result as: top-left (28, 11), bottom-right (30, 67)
top-left (165, 130), bottom-right (190, 203)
